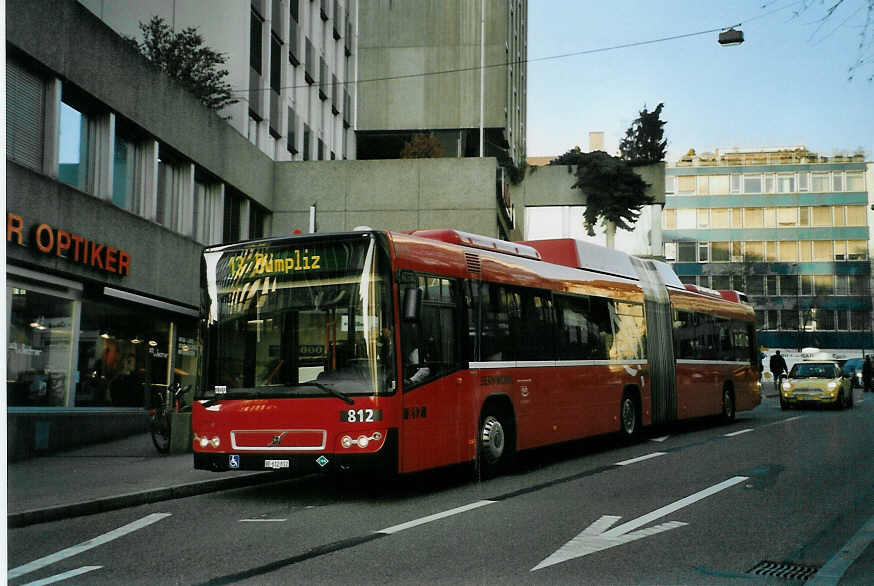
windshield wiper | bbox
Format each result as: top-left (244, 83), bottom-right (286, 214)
top-left (301, 381), bottom-right (355, 405)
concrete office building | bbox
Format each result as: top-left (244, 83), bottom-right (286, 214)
top-left (356, 0), bottom-right (527, 166)
top-left (663, 147), bottom-right (874, 355)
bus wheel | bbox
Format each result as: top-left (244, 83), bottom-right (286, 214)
top-left (619, 391), bottom-right (640, 441)
top-left (722, 387), bottom-right (736, 422)
top-left (478, 411), bottom-right (512, 479)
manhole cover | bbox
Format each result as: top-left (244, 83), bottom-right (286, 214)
top-left (747, 560), bottom-right (820, 581)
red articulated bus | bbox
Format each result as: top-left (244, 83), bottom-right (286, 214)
top-left (193, 229), bottom-right (761, 477)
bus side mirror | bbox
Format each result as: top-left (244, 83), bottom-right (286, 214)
top-left (403, 288), bottom-right (422, 322)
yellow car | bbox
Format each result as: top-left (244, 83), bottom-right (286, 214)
top-left (780, 361), bottom-right (853, 410)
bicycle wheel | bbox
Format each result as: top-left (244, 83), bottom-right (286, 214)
top-left (150, 411), bottom-right (172, 454)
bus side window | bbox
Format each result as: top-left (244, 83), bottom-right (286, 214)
top-left (402, 275), bottom-right (459, 386)
top-left (588, 297), bottom-right (612, 360)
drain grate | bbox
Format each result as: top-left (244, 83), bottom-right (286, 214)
top-left (747, 560), bottom-right (820, 581)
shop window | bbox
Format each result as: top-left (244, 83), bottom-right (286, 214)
top-left (7, 287), bottom-right (75, 407)
top-left (76, 299), bottom-right (171, 407)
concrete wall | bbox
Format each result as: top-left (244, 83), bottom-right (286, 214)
top-left (511, 162), bottom-right (666, 241)
top-left (8, 163), bottom-right (204, 307)
top-left (8, 0), bottom-right (275, 210)
top-left (272, 157), bottom-right (501, 235)
top-left (357, 0), bottom-right (508, 131)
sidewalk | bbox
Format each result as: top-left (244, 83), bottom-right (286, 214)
top-left (7, 433), bottom-right (277, 528)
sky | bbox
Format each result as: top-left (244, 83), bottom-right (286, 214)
top-left (526, 0), bottom-right (874, 162)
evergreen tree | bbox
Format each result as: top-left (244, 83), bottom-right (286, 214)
top-left (131, 17), bottom-right (237, 112)
top-left (618, 102), bottom-right (667, 165)
top-left (549, 150), bottom-right (653, 237)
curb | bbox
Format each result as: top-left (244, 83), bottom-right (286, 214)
top-left (8, 472), bottom-right (281, 529)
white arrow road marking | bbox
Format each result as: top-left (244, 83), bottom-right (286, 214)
top-left (650, 435), bottom-right (670, 442)
top-left (9, 513), bottom-right (171, 579)
top-left (531, 476), bottom-right (748, 571)
top-left (21, 566), bottom-right (102, 586)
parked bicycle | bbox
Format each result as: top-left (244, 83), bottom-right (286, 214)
top-left (149, 379), bottom-right (191, 454)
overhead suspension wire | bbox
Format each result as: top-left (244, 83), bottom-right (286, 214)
top-left (233, 0), bottom-right (802, 96)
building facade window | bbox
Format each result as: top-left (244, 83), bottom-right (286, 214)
top-left (58, 100), bottom-right (89, 190)
top-left (7, 58), bottom-right (45, 171)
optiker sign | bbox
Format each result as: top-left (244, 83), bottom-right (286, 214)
top-left (7, 212), bottom-right (131, 277)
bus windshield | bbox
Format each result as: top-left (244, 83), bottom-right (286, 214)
top-left (200, 233), bottom-right (395, 400)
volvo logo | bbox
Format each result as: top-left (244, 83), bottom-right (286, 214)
top-left (269, 432), bottom-right (288, 447)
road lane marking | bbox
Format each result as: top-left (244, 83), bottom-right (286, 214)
top-left (21, 566), bottom-right (102, 586)
top-left (615, 452), bottom-right (667, 466)
top-left (240, 518), bottom-right (287, 522)
top-left (724, 428), bottom-right (754, 437)
top-left (532, 476), bottom-right (749, 571)
top-left (650, 435), bottom-right (670, 442)
top-left (807, 514), bottom-right (874, 585)
top-left (376, 500), bottom-right (496, 535)
top-left (8, 513), bottom-right (171, 579)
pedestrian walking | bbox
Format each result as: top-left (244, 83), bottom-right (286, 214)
top-left (863, 355), bottom-right (872, 393)
top-left (770, 350), bottom-right (788, 392)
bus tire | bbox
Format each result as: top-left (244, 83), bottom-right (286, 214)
top-left (619, 390), bottom-right (640, 441)
top-left (477, 407), bottom-right (514, 479)
top-left (721, 386), bottom-right (736, 422)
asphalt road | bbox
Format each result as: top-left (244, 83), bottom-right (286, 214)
top-left (9, 390), bottom-right (874, 585)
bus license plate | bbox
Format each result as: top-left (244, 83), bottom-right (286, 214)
top-left (264, 459), bottom-right (290, 469)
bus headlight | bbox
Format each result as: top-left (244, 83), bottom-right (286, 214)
top-left (339, 431), bottom-right (385, 450)
top-left (194, 434), bottom-right (221, 449)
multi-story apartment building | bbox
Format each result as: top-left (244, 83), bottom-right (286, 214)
top-left (663, 147), bottom-right (874, 354)
top-left (81, 0), bottom-right (357, 161)
top-left (356, 0), bottom-right (527, 166)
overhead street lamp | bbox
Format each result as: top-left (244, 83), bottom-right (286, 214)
top-left (718, 28), bottom-right (744, 46)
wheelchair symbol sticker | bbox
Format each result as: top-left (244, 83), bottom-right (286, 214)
top-left (229, 455), bottom-right (240, 469)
